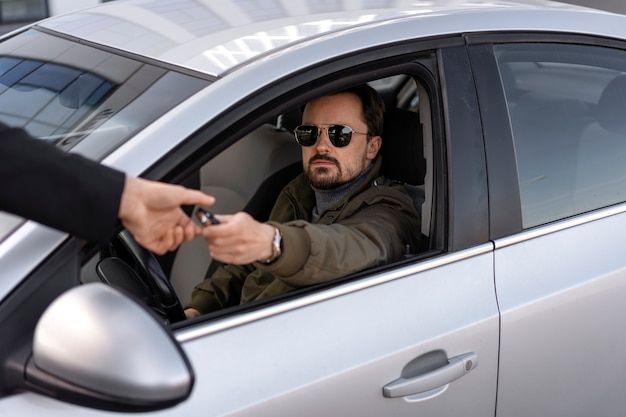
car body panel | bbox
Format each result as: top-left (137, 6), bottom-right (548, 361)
top-left (178, 250), bottom-right (498, 417)
top-left (0, 224), bottom-right (66, 304)
top-left (37, 0), bottom-right (587, 77)
top-left (3, 0), bottom-right (626, 415)
top-left (468, 28), bottom-right (626, 415)
top-left (495, 208), bottom-right (626, 416)
top-left (2, 248), bottom-right (499, 417)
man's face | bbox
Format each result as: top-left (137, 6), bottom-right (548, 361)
top-left (301, 92), bottom-right (381, 190)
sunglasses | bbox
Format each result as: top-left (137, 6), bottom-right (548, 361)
top-left (293, 124), bottom-right (369, 148)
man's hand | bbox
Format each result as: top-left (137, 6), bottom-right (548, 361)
top-left (118, 176), bottom-right (215, 255)
top-left (201, 212), bottom-right (275, 264)
top-left (184, 308), bottom-right (201, 319)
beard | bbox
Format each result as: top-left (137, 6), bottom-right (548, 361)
top-left (305, 155), bottom-right (344, 190)
top-left (305, 147), bottom-right (371, 189)
top-left (307, 167), bottom-right (344, 189)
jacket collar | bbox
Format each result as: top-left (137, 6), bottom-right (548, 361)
top-left (285, 156), bottom-right (384, 220)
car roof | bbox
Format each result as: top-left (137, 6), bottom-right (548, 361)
top-left (34, 0), bottom-right (603, 78)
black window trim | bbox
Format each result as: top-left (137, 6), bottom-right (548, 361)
top-left (466, 31), bottom-right (626, 239)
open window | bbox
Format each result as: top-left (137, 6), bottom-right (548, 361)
top-left (81, 68), bottom-right (442, 324)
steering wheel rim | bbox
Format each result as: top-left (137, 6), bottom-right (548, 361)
top-left (113, 231), bottom-right (186, 323)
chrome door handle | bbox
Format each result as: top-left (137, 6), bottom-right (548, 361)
top-left (383, 352), bottom-right (478, 398)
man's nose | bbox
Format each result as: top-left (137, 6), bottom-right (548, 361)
top-left (315, 127), bottom-right (332, 150)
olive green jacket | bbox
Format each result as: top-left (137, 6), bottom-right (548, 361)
top-left (187, 157), bottom-right (421, 314)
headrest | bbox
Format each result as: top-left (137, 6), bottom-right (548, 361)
top-left (597, 74), bottom-right (626, 134)
top-left (278, 107), bottom-right (303, 133)
top-left (380, 107), bottom-right (425, 185)
top-left (499, 63), bottom-right (523, 101)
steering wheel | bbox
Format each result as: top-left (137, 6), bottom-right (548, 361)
top-left (99, 230), bottom-right (186, 324)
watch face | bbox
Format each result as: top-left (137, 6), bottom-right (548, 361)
top-left (261, 227), bottom-right (282, 264)
top-left (271, 228), bottom-right (282, 257)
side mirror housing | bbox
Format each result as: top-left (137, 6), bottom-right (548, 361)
top-left (24, 283), bottom-right (193, 412)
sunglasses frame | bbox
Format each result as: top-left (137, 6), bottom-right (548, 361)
top-left (293, 124), bottom-right (369, 148)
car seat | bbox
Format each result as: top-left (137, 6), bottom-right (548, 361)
top-left (170, 121), bottom-right (302, 305)
top-left (508, 87), bottom-right (593, 225)
top-left (379, 105), bottom-right (428, 252)
top-left (575, 73), bottom-right (626, 213)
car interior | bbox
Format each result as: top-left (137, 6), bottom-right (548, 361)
top-left (82, 73), bottom-right (436, 322)
top-left (499, 49), bottom-right (626, 227)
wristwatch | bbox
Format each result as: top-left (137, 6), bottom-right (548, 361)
top-left (259, 227), bottom-right (282, 264)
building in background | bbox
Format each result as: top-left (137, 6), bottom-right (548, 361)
top-left (0, 0), bottom-right (115, 34)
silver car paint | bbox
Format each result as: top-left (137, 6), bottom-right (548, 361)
top-left (0, 224), bottom-right (67, 304)
top-left (3, 0), bottom-right (626, 416)
top-left (33, 283), bottom-right (191, 401)
top-left (3, 246), bottom-right (500, 416)
top-left (2, 1), bottom-right (624, 301)
top-left (496, 207), bottom-right (626, 415)
top-left (38, 0), bottom-right (584, 77)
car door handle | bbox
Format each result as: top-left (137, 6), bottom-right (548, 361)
top-left (383, 352), bottom-right (478, 398)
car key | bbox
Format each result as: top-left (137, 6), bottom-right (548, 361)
top-left (192, 206), bottom-right (220, 226)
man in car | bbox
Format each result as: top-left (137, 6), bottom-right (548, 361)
top-left (184, 84), bottom-right (421, 317)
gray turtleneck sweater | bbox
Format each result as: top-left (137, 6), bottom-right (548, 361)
top-left (310, 163), bottom-right (374, 223)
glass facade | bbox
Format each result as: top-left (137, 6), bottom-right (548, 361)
top-left (0, 0), bottom-right (116, 26)
top-left (0, 0), bottom-right (47, 23)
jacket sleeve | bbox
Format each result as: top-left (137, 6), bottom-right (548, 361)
top-left (186, 263), bottom-right (255, 313)
top-left (257, 189), bottom-right (421, 287)
top-left (0, 125), bottom-right (125, 243)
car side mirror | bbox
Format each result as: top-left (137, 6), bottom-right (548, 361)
top-left (24, 283), bottom-right (193, 412)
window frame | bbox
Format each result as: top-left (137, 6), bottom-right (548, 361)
top-left (469, 32), bottom-right (626, 239)
top-left (168, 59), bottom-right (451, 325)
top-left (154, 41), bottom-right (483, 327)
top-left (73, 36), bottom-right (491, 329)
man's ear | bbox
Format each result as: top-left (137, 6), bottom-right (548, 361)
top-left (367, 135), bottom-right (382, 160)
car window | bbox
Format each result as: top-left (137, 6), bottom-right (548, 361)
top-left (0, 28), bottom-right (210, 158)
top-left (495, 43), bottom-right (626, 228)
top-left (0, 28), bottom-right (210, 243)
top-left (83, 71), bottom-right (439, 323)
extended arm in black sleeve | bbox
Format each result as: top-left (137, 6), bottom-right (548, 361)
top-left (0, 125), bottom-right (125, 244)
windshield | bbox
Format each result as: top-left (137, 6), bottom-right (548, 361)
top-left (0, 28), bottom-right (210, 240)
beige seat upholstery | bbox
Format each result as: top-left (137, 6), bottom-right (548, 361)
top-left (170, 123), bottom-right (301, 305)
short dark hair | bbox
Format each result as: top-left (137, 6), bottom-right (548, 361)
top-left (339, 84), bottom-right (385, 138)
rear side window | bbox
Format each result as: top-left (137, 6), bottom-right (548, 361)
top-left (495, 43), bottom-right (626, 228)
top-left (0, 28), bottom-right (210, 160)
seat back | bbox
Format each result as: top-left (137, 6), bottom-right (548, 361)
top-left (380, 107), bottom-right (426, 186)
top-left (170, 123), bottom-right (301, 304)
top-left (596, 74), bottom-right (626, 135)
top-left (380, 106), bottom-right (428, 252)
top-left (575, 74), bottom-right (626, 213)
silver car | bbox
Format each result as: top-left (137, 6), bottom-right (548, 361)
top-left (2, 0), bottom-right (626, 415)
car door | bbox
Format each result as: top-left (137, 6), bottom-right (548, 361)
top-left (0, 46), bottom-right (499, 416)
top-left (1, 251), bottom-right (498, 417)
top-left (175, 252), bottom-right (498, 417)
top-left (155, 45), bottom-right (499, 417)
top-left (471, 36), bottom-right (626, 416)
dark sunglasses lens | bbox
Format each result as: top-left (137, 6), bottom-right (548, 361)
top-left (294, 125), bottom-right (319, 146)
top-left (328, 125), bottom-right (353, 147)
